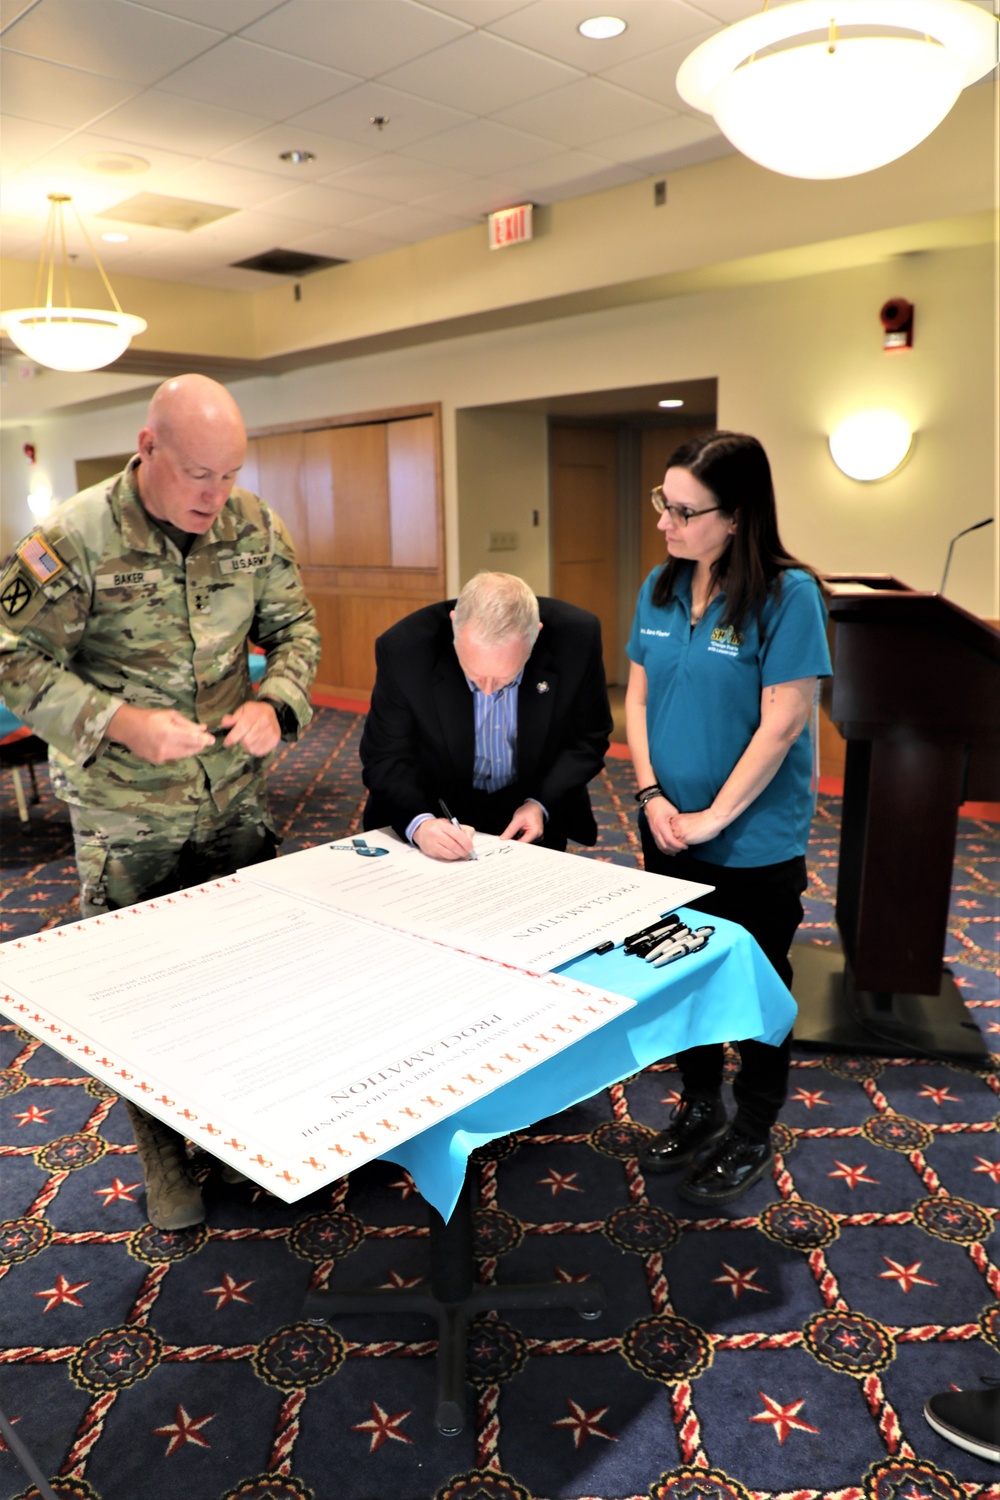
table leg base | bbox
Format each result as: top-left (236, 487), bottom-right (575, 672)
top-left (304, 1279), bottom-right (605, 1436)
top-left (302, 1178), bottom-right (605, 1436)
top-left (791, 942), bottom-right (989, 1062)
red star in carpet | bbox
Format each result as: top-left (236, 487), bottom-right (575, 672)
top-left (788, 1088), bottom-right (831, 1109)
top-left (986, 1023), bottom-right (1000, 1035)
top-left (537, 1168), bottom-right (583, 1196)
top-left (827, 1161), bottom-right (879, 1189)
top-left (659, 1089), bottom-right (682, 1108)
top-left (0, 1416), bottom-right (20, 1451)
top-left (712, 1262), bottom-right (767, 1299)
top-left (11, 1104), bottom-right (52, 1128)
top-left (917, 1085), bottom-right (961, 1106)
top-left (33, 1274), bottom-right (89, 1312)
top-left (955, 898), bottom-right (980, 908)
top-left (152, 1405), bottom-right (214, 1456)
top-left (351, 1400), bottom-right (413, 1452)
top-left (380, 1270), bottom-right (422, 1289)
top-left (202, 1272), bottom-right (254, 1309)
top-left (551, 1397), bottom-right (618, 1449)
top-left (388, 1173), bottom-right (417, 1199)
top-left (749, 1392), bottom-right (820, 1444)
top-left (554, 1266), bottom-right (591, 1283)
top-left (879, 1257), bottom-right (937, 1292)
top-left (972, 1157), bottom-right (1000, 1185)
top-left (92, 1177), bottom-right (142, 1206)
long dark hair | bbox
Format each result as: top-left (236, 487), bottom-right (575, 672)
top-left (651, 430), bottom-right (819, 629)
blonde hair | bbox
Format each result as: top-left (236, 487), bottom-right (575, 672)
top-left (452, 572), bottom-right (540, 646)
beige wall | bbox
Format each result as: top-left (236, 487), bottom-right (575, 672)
top-left (7, 236), bottom-right (994, 617)
top-left (454, 409), bottom-right (549, 593)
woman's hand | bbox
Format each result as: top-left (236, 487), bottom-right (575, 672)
top-left (669, 809), bottom-right (726, 848)
top-left (644, 794), bottom-right (687, 854)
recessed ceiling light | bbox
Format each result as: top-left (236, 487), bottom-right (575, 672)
top-left (279, 149), bottom-right (317, 165)
top-left (578, 16), bottom-right (626, 40)
top-left (101, 232), bottom-right (130, 244)
top-left (658, 398), bottom-right (684, 409)
top-left (80, 152), bottom-right (150, 176)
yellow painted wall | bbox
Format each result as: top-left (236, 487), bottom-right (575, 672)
top-left (454, 409), bottom-right (549, 594)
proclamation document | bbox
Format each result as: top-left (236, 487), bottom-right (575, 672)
top-left (0, 877), bottom-right (633, 1203)
top-left (243, 831), bottom-right (713, 971)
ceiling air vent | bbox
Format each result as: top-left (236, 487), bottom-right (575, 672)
top-left (98, 194), bottom-right (236, 232)
top-left (230, 248), bottom-right (347, 276)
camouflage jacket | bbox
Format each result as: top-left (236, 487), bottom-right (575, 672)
top-left (0, 459), bottom-right (320, 816)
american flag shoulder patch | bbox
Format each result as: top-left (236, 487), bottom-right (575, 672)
top-left (17, 534), bottom-right (65, 584)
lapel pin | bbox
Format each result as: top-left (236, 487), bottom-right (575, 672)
top-left (536, 680), bottom-right (549, 693)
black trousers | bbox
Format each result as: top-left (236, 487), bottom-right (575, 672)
top-left (639, 813), bottom-right (806, 1139)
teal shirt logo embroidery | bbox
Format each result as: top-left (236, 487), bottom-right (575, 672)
top-left (708, 625), bottom-right (743, 657)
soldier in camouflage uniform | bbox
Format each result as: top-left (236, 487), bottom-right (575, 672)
top-left (0, 374), bottom-right (321, 1230)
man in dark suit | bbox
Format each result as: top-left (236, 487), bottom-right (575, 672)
top-left (360, 572), bottom-right (612, 860)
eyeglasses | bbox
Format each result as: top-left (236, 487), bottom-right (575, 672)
top-left (650, 486), bottom-right (722, 527)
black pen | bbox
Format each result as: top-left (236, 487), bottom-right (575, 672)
top-left (438, 799), bottom-right (477, 860)
top-left (624, 914), bottom-right (685, 952)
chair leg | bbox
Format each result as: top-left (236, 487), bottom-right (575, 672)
top-left (26, 762), bottom-right (40, 803)
top-left (9, 768), bottom-right (28, 824)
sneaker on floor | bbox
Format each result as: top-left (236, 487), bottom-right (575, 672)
top-left (924, 1385), bottom-right (1000, 1464)
top-left (677, 1124), bottom-right (774, 1206)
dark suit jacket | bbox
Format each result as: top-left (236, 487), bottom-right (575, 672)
top-left (360, 597), bottom-right (612, 847)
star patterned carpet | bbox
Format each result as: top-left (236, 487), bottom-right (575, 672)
top-left (0, 707), bottom-right (998, 1500)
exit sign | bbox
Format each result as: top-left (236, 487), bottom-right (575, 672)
top-left (488, 203), bottom-right (533, 250)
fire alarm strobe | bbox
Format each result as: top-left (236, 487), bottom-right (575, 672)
top-left (880, 298), bottom-right (914, 352)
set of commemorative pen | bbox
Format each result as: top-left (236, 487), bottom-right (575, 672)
top-left (622, 913), bottom-right (715, 968)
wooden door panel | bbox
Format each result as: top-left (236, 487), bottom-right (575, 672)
top-left (550, 424), bottom-right (618, 681)
top-left (330, 424), bottom-right (390, 568)
top-left (339, 593), bottom-right (425, 693)
top-left (252, 432), bottom-right (307, 555)
top-left (388, 416), bottom-right (440, 569)
top-left (302, 430), bottom-right (337, 566)
top-left (309, 593), bottom-right (343, 696)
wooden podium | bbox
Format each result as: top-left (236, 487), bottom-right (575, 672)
top-left (793, 576), bottom-right (1000, 1061)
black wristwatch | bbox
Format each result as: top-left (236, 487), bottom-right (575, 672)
top-left (259, 697), bottom-right (297, 738)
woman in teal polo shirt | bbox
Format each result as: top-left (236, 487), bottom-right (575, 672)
top-left (626, 431), bottom-right (831, 1205)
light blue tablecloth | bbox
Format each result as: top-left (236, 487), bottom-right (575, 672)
top-left (383, 910), bottom-right (794, 1218)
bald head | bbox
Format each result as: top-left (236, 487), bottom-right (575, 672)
top-left (136, 375), bottom-right (247, 534)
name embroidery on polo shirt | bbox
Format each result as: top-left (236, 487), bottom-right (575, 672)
top-left (640, 627), bottom-right (671, 638)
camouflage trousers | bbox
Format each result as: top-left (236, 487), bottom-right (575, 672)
top-left (69, 781), bottom-right (278, 919)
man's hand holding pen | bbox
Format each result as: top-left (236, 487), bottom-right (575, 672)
top-left (412, 799), bottom-right (477, 861)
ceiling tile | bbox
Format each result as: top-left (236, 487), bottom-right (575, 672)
top-left (289, 223), bottom-right (407, 260)
top-left (23, 128), bottom-right (196, 188)
top-left (418, 0), bottom-right (533, 23)
top-left (411, 176), bottom-right (531, 219)
top-left (4, 0), bottom-right (226, 85)
top-left (487, 0), bottom-right (717, 70)
top-left (262, 180), bottom-right (387, 225)
top-left (400, 117), bottom-right (558, 175)
top-left (506, 148), bottom-right (644, 199)
top-left (593, 111), bottom-right (723, 166)
top-left (601, 30), bottom-right (720, 114)
top-left (0, 118), bottom-right (70, 178)
top-left (216, 125), bottom-right (377, 179)
top-left (156, 36), bottom-right (360, 117)
top-left (96, 92), bottom-right (271, 158)
top-left (683, 0), bottom-right (779, 21)
top-left (0, 52), bottom-right (140, 130)
top-left (156, 158), bottom-right (307, 210)
top-left (127, 0), bottom-right (286, 28)
top-left (379, 29), bottom-right (582, 116)
top-left (323, 152), bottom-right (467, 204)
top-left (492, 77), bottom-right (675, 150)
top-left (290, 81), bottom-right (472, 150)
top-left (342, 201), bottom-right (474, 242)
top-left (0, 0), bottom-right (38, 25)
top-left (243, 0), bottom-right (471, 78)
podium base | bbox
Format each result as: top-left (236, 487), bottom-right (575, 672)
top-left (791, 942), bottom-right (989, 1063)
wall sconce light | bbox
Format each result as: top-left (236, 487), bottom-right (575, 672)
top-left (828, 410), bottom-right (914, 481)
top-left (27, 483), bottom-right (54, 520)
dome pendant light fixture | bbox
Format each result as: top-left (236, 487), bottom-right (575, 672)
top-left (676, 0), bottom-right (999, 180)
top-left (0, 194), bottom-right (147, 371)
